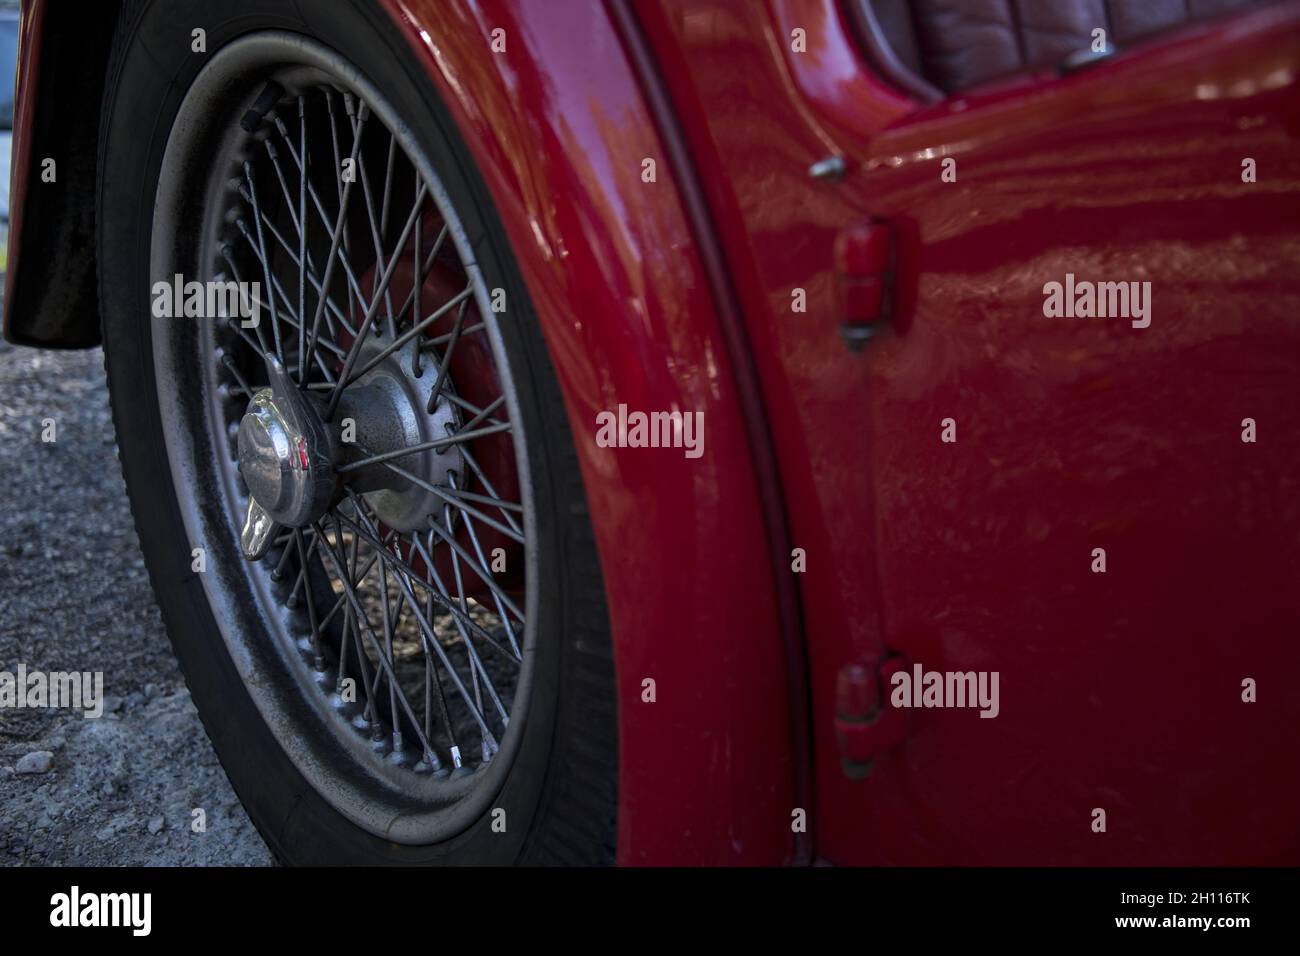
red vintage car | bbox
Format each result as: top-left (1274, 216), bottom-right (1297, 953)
top-left (4, 0), bottom-right (1299, 866)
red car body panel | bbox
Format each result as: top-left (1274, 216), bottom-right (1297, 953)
top-left (637, 0), bottom-right (1300, 863)
top-left (6, 0), bottom-right (1300, 865)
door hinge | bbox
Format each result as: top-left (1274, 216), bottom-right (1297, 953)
top-left (834, 219), bottom-right (893, 351)
top-left (835, 653), bottom-right (910, 780)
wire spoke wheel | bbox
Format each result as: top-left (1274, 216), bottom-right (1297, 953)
top-left (101, 2), bottom-right (616, 862)
top-left (148, 33), bottom-right (537, 843)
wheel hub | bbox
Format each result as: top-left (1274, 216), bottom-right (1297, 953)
top-left (236, 346), bottom-right (463, 559)
top-left (336, 338), bottom-right (462, 534)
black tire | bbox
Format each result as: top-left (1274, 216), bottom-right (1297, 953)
top-left (96, 0), bottom-right (617, 864)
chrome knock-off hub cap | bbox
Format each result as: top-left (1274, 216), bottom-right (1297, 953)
top-left (237, 355), bottom-right (339, 559)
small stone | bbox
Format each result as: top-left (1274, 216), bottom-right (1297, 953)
top-left (103, 695), bottom-right (124, 714)
top-left (148, 816), bottom-right (165, 835)
top-left (125, 692), bottom-right (145, 710)
top-left (15, 751), bottom-right (54, 775)
top-left (144, 683), bottom-right (157, 699)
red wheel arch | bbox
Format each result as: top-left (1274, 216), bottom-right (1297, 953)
top-left (362, 0), bottom-right (812, 865)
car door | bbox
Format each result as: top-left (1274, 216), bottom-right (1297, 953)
top-left (822, 0), bottom-right (1300, 865)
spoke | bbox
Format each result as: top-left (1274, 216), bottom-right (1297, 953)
top-left (324, 90), bottom-right (363, 332)
top-left (377, 127), bottom-right (400, 338)
top-left (335, 421), bottom-right (512, 474)
top-left (421, 583), bottom-right (461, 768)
top-left (270, 527), bottom-right (317, 587)
top-left (344, 220), bottom-right (450, 349)
top-left (323, 181), bottom-right (429, 420)
top-left (457, 394), bottom-right (506, 434)
top-left (376, 536), bottom-right (403, 753)
top-left (242, 161), bottom-right (285, 364)
top-left (348, 527), bottom-right (394, 736)
top-left (252, 269), bottom-right (345, 364)
top-left (302, 103), bottom-right (368, 376)
top-left (271, 108), bottom-right (375, 322)
top-left (229, 261), bottom-right (342, 389)
top-left (425, 293), bottom-right (468, 413)
top-left (271, 532), bottom-right (298, 581)
top-left (294, 529), bottom-right (325, 669)
top-left (316, 535), bottom-right (392, 634)
top-left (332, 525), bottom-right (375, 705)
top-left (332, 502), bottom-right (500, 749)
top-left (417, 322), bottom-right (487, 351)
top-left (255, 265), bottom-right (346, 371)
top-left (297, 97), bottom-right (308, 380)
top-left (438, 486), bottom-right (524, 515)
top-left (457, 443), bottom-right (524, 536)
top-left (380, 508), bottom-right (507, 732)
top-left (347, 98), bottom-right (397, 339)
top-left (222, 355), bottom-right (254, 400)
top-left (409, 177), bottom-right (423, 377)
top-left (451, 473), bottom-right (521, 657)
top-left (366, 453), bottom-right (525, 546)
top-left (380, 134), bottom-right (397, 238)
top-left (224, 316), bottom-right (274, 367)
top-left (426, 511), bottom-right (525, 624)
top-left (331, 503), bottom-right (519, 664)
top-left (422, 646), bottom-right (434, 758)
top-left (220, 246), bottom-right (272, 357)
top-left (434, 510), bottom-right (507, 722)
top-left (345, 286), bottom-right (472, 388)
top-left (444, 392), bottom-right (509, 429)
top-left (442, 499), bottom-right (503, 757)
top-left (285, 529), bottom-right (325, 610)
top-left (233, 232), bottom-right (348, 374)
top-left (263, 141), bottom-right (304, 242)
top-left (314, 516), bottom-right (443, 765)
top-left (234, 197), bottom-right (357, 344)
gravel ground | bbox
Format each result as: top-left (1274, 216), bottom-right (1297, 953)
top-left (0, 330), bottom-right (274, 866)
